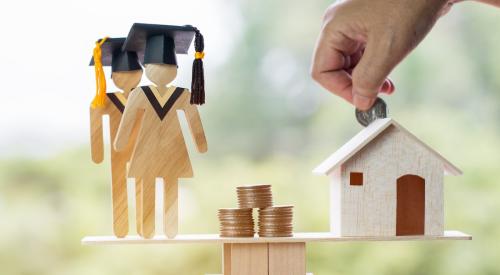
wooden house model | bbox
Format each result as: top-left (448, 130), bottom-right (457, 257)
top-left (313, 118), bottom-right (462, 237)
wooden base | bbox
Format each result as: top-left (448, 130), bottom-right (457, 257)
top-left (82, 231), bottom-right (471, 245)
top-left (222, 242), bottom-right (305, 275)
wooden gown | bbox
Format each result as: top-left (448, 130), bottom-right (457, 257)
top-left (90, 92), bottom-right (141, 237)
top-left (114, 85), bottom-right (207, 238)
top-left (114, 85), bottom-right (207, 179)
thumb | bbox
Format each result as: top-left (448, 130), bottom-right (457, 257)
top-left (352, 36), bottom-right (401, 110)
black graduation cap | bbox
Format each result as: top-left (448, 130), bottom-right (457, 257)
top-left (122, 23), bottom-right (196, 65)
top-left (123, 23), bottom-right (206, 105)
top-left (89, 37), bottom-right (142, 72)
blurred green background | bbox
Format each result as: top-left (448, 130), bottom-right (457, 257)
top-left (1, 0), bottom-right (500, 274)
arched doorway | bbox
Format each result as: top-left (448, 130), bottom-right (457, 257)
top-left (396, 175), bottom-right (425, 236)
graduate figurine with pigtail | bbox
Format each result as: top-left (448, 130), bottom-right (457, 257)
top-left (89, 37), bottom-right (144, 238)
top-left (114, 23), bottom-right (208, 239)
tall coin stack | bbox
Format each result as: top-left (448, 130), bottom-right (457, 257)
top-left (237, 185), bottom-right (273, 209)
top-left (258, 206), bottom-right (294, 237)
top-left (218, 208), bottom-right (255, 237)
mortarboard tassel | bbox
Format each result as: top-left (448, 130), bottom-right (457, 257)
top-left (91, 37), bottom-right (109, 108)
top-left (191, 28), bottom-right (205, 105)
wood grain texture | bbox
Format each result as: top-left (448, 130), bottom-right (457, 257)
top-left (329, 169), bottom-right (341, 236)
top-left (114, 66), bottom-right (207, 238)
top-left (226, 243), bottom-right (268, 275)
top-left (313, 118), bottom-right (462, 176)
top-left (223, 243), bottom-right (232, 275)
top-left (268, 242), bottom-right (306, 275)
top-left (135, 179), bottom-right (143, 236)
top-left (164, 178), bottom-right (178, 238)
top-left (82, 231), bottom-right (471, 245)
top-left (89, 71), bottom-right (142, 238)
top-left (90, 94), bottom-right (141, 237)
top-left (338, 125), bottom-right (445, 236)
top-left (139, 176), bottom-right (156, 239)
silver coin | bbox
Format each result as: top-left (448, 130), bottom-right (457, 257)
top-left (355, 97), bottom-right (388, 127)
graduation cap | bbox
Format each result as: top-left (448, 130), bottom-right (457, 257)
top-left (89, 37), bottom-right (142, 108)
top-left (89, 37), bottom-right (142, 72)
top-left (123, 23), bottom-right (206, 105)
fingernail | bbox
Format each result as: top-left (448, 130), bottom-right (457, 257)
top-left (353, 94), bottom-right (375, 111)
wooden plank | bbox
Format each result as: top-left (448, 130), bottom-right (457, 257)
top-left (228, 243), bottom-right (268, 275)
top-left (82, 230), bottom-right (471, 245)
top-left (268, 242), bottom-right (306, 275)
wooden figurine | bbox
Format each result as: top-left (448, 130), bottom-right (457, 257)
top-left (114, 23), bottom-right (208, 239)
top-left (313, 118), bottom-right (462, 237)
top-left (89, 37), bottom-right (143, 238)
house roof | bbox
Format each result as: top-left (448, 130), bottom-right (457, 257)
top-left (312, 118), bottom-right (462, 176)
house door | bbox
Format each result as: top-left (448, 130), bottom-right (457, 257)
top-left (396, 175), bottom-right (425, 236)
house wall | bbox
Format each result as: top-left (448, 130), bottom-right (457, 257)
top-left (329, 168), bottom-right (341, 236)
top-left (334, 125), bottom-right (444, 236)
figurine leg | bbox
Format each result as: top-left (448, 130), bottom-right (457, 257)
top-left (111, 160), bottom-right (129, 238)
top-left (135, 178), bottom-right (143, 236)
top-left (163, 178), bottom-right (178, 238)
top-left (141, 176), bottom-right (156, 239)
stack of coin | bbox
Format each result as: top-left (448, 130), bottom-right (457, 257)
top-left (237, 185), bottom-right (273, 209)
top-left (218, 208), bottom-right (255, 237)
top-left (258, 205), bottom-right (294, 237)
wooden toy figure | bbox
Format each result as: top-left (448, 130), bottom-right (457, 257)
top-left (114, 23), bottom-right (208, 239)
top-left (89, 37), bottom-right (143, 238)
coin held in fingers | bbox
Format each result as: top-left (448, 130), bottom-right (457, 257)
top-left (355, 97), bottom-right (388, 127)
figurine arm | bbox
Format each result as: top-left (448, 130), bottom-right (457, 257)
top-left (114, 88), bottom-right (142, 151)
top-left (182, 92), bottom-right (207, 153)
top-left (90, 107), bottom-right (104, 163)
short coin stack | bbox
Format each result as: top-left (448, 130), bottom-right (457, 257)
top-left (258, 205), bottom-right (294, 237)
top-left (218, 208), bottom-right (255, 237)
top-left (237, 185), bottom-right (273, 209)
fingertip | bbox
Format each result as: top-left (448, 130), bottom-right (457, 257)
top-left (380, 78), bottom-right (395, 95)
top-left (353, 94), bottom-right (376, 111)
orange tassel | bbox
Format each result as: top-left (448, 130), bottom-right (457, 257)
top-left (91, 37), bottom-right (109, 108)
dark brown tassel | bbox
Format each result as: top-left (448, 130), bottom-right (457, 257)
top-left (191, 28), bottom-right (205, 105)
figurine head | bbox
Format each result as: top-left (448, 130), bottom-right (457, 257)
top-left (112, 69), bottom-right (143, 92)
top-left (145, 64), bottom-right (177, 87)
top-left (89, 37), bottom-right (143, 106)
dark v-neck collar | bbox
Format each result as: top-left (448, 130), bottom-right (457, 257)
top-left (141, 86), bottom-right (184, 120)
top-left (106, 93), bottom-right (126, 113)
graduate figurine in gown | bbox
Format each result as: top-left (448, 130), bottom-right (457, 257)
top-left (89, 37), bottom-right (143, 238)
top-left (114, 24), bottom-right (208, 239)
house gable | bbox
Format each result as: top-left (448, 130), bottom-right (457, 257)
top-left (312, 118), bottom-right (462, 177)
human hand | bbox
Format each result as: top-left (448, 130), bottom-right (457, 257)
top-left (311, 0), bottom-right (451, 110)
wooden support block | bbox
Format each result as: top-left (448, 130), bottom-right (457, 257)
top-left (224, 243), bottom-right (268, 275)
top-left (268, 242), bottom-right (306, 275)
top-left (223, 243), bottom-right (231, 275)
